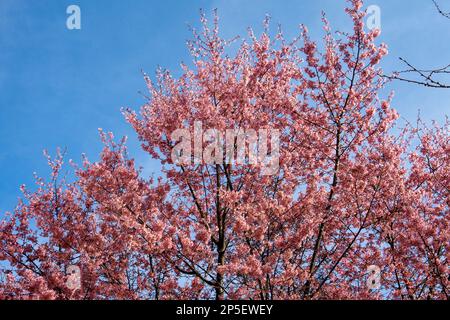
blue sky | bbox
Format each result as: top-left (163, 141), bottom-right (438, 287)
top-left (0, 0), bottom-right (449, 214)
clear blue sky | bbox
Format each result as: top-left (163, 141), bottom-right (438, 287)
top-left (1, 0), bottom-right (449, 214)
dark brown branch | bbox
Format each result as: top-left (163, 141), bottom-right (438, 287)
top-left (384, 57), bottom-right (450, 89)
top-left (433, 0), bottom-right (450, 19)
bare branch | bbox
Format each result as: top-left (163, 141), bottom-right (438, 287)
top-left (384, 2), bottom-right (450, 88)
top-left (433, 0), bottom-right (450, 19)
top-left (384, 57), bottom-right (450, 89)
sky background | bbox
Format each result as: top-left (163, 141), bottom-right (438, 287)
top-left (0, 0), bottom-right (449, 215)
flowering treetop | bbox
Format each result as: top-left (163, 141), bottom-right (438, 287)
top-left (1, 0), bottom-right (448, 300)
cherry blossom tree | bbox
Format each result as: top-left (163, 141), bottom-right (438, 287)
top-left (1, 0), bottom-right (448, 300)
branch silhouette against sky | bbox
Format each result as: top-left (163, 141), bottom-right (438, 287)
top-left (385, 0), bottom-right (450, 88)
